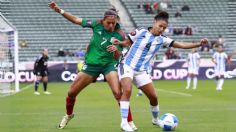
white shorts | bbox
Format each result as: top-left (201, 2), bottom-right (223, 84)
top-left (188, 67), bottom-right (199, 75)
top-left (118, 63), bottom-right (152, 88)
top-left (214, 69), bottom-right (225, 77)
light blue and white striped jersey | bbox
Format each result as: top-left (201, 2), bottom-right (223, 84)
top-left (212, 52), bottom-right (228, 71)
top-left (188, 52), bottom-right (200, 69)
top-left (122, 28), bottom-right (174, 71)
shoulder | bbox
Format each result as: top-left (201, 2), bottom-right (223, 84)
top-left (130, 27), bottom-right (147, 35)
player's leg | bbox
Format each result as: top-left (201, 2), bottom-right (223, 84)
top-left (214, 70), bottom-right (220, 90)
top-left (104, 70), bottom-right (137, 131)
top-left (193, 74), bottom-right (198, 89)
top-left (133, 72), bottom-right (159, 126)
top-left (186, 73), bottom-right (191, 89)
top-left (139, 83), bottom-right (160, 126)
top-left (58, 71), bottom-right (96, 129)
top-left (217, 74), bottom-right (225, 91)
top-left (34, 75), bottom-right (42, 95)
top-left (118, 64), bottom-right (134, 131)
top-left (42, 70), bottom-right (50, 94)
top-left (136, 89), bottom-right (143, 96)
top-left (193, 67), bottom-right (200, 89)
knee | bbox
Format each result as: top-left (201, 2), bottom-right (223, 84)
top-left (113, 91), bottom-right (122, 101)
top-left (67, 88), bottom-right (78, 98)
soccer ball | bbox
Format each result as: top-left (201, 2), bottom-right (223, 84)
top-left (159, 113), bottom-right (178, 131)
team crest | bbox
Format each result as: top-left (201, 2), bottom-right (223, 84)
top-left (130, 31), bottom-right (136, 36)
top-left (86, 20), bottom-right (92, 26)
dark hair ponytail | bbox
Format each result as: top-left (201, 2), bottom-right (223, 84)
top-left (154, 11), bottom-right (169, 23)
top-left (104, 6), bottom-right (119, 19)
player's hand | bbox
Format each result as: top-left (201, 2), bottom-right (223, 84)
top-left (48, 1), bottom-right (61, 13)
top-left (107, 45), bottom-right (117, 53)
top-left (199, 38), bottom-right (208, 46)
top-left (110, 38), bottom-right (120, 45)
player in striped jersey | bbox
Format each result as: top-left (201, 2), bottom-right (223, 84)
top-left (186, 48), bottom-right (201, 90)
top-left (212, 45), bottom-right (229, 91)
top-left (112, 11), bottom-right (208, 131)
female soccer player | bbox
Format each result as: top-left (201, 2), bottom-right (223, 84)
top-left (33, 48), bottom-right (51, 95)
top-left (186, 48), bottom-right (201, 90)
top-left (113, 11), bottom-right (208, 131)
top-left (212, 45), bottom-right (229, 91)
top-left (49, 2), bottom-right (137, 130)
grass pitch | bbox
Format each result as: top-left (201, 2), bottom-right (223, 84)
top-left (0, 80), bottom-right (235, 132)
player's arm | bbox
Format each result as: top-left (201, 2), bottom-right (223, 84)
top-left (211, 56), bottom-right (217, 64)
top-left (49, 2), bottom-right (82, 25)
top-left (111, 38), bottom-right (132, 47)
top-left (33, 58), bottom-right (39, 74)
top-left (197, 58), bottom-right (201, 67)
top-left (172, 38), bottom-right (208, 49)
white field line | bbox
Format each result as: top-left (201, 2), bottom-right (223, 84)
top-left (0, 84), bottom-right (33, 98)
top-left (157, 88), bottom-right (192, 97)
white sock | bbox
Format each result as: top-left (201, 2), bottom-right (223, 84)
top-left (138, 89), bottom-right (142, 94)
top-left (216, 79), bottom-right (220, 89)
top-left (150, 105), bottom-right (159, 119)
top-left (193, 77), bottom-right (197, 89)
top-left (218, 79), bottom-right (224, 90)
top-left (120, 101), bottom-right (130, 123)
top-left (186, 77), bottom-right (191, 88)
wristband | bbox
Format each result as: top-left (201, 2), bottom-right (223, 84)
top-left (60, 9), bottom-right (65, 14)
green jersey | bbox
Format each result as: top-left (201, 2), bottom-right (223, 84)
top-left (81, 19), bottom-right (124, 66)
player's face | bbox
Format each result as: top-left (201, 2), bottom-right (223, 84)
top-left (152, 20), bottom-right (168, 36)
top-left (43, 49), bottom-right (48, 56)
top-left (217, 46), bottom-right (223, 52)
top-left (103, 16), bottom-right (117, 32)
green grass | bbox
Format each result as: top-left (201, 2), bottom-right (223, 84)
top-left (0, 80), bottom-right (235, 132)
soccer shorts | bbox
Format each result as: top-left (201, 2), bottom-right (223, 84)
top-left (81, 63), bottom-right (117, 77)
top-left (214, 69), bottom-right (225, 77)
top-left (188, 66), bottom-right (199, 75)
top-left (34, 69), bottom-right (48, 77)
top-left (118, 63), bottom-right (152, 88)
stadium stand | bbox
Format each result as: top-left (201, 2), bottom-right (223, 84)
top-left (120, 0), bottom-right (236, 59)
top-left (0, 0), bottom-right (111, 61)
top-left (0, 0), bottom-right (235, 61)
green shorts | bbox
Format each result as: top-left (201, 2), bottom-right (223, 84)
top-left (81, 63), bottom-right (117, 77)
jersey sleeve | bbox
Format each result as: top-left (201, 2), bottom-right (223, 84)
top-left (127, 28), bottom-right (146, 43)
top-left (81, 19), bottom-right (97, 28)
top-left (212, 53), bottom-right (216, 59)
top-left (162, 36), bottom-right (174, 47)
top-left (197, 53), bottom-right (200, 59)
top-left (224, 53), bottom-right (228, 59)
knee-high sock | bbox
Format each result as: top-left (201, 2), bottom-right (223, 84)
top-left (118, 102), bottom-right (133, 122)
top-left (127, 106), bottom-right (133, 122)
top-left (186, 76), bottom-right (191, 88)
top-left (120, 101), bottom-right (130, 123)
top-left (218, 78), bottom-right (224, 89)
top-left (43, 82), bottom-right (47, 91)
top-left (150, 105), bottom-right (159, 119)
top-left (193, 77), bottom-right (197, 89)
top-left (66, 96), bottom-right (76, 115)
top-left (34, 80), bottom-right (40, 91)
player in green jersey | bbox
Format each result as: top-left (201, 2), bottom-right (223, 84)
top-left (49, 2), bottom-right (137, 131)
